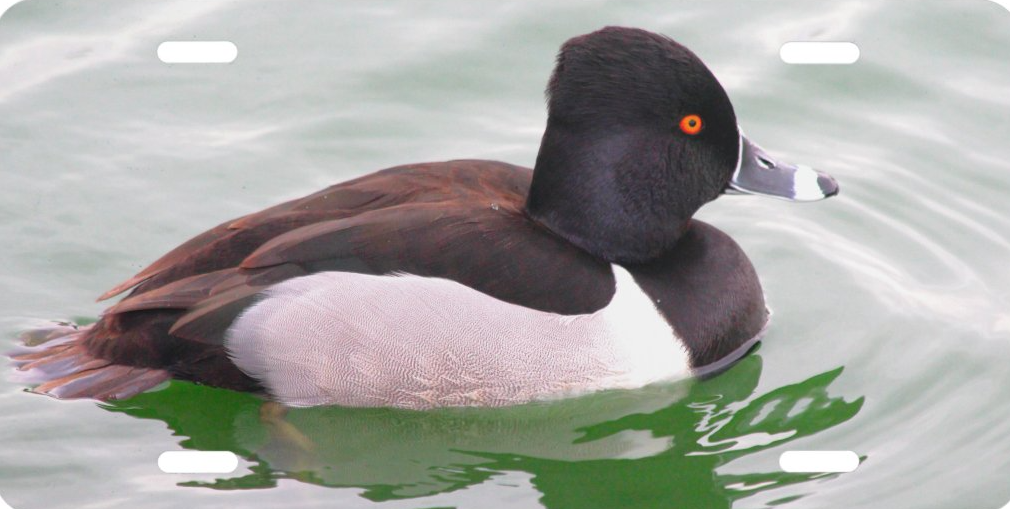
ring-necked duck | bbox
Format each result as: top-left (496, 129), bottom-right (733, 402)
top-left (12, 26), bottom-right (838, 409)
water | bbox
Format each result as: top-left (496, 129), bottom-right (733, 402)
top-left (1, 1), bottom-right (1009, 508)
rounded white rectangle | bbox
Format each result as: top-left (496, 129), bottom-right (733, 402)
top-left (157, 41), bottom-right (237, 64)
top-left (779, 450), bottom-right (859, 473)
top-left (780, 42), bottom-right (860, 64)
top-left (157, 450), bottom-right (239, 474)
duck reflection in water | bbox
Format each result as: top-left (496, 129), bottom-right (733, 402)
top-left (104, 353), bottom-right (863, 509)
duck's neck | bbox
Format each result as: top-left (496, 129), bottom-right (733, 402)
top-left (525, 121), bottom-right (692, 264)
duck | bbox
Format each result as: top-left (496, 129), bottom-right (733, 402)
top-left (11, 26), bottom-right (838, 409)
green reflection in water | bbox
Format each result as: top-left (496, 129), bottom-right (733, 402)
top-left (102, 353), bottom-right (862, 508)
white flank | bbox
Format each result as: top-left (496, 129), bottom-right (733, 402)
top-left (225, 265), bottom-right (690, 409)
top-left (599, 266), bottom-right (691, 386)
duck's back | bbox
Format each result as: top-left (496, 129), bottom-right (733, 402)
top-left (14, 160), bottom-right (621, 399)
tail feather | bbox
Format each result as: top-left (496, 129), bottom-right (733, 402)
top-left (10, 323), bottom-right (170, 401)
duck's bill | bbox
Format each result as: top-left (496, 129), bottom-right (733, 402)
top-left (725, 134), bottom-right (839, 201)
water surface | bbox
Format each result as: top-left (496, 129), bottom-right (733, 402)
top-left (2, 1), bottom-right (1010, 508)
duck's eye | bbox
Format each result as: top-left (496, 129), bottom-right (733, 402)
top-left (678, 114), bottom-right (703, 135)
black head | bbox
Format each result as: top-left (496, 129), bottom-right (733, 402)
top-left (525, 27), bottom-right (740, 263)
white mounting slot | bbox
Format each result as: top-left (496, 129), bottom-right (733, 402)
top-left (779, 450), bottom-right (859, 472)
top-left (780, 42), bottom-right (859, 65)
top-left (157, 41), bottom-right (238, 64)
top-left (157, 450), bottom-right (239, 473)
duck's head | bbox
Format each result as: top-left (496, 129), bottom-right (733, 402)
top-left (525, 26), bottom-right (839, 264)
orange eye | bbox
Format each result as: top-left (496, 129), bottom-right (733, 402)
top-left (679, 114), bottom-right (703, 135)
